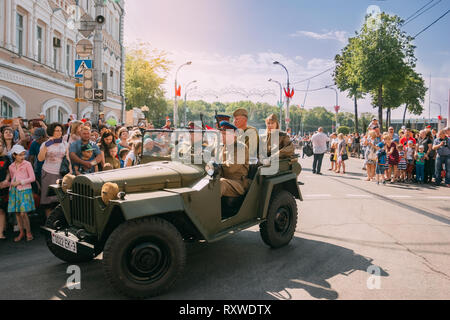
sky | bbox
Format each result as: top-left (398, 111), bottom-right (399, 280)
top-left (124, 0), bottom-right (450, 120)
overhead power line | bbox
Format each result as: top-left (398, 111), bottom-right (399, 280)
top-left (403, 0), bottom-right (442, 27)
top-left (290, 0), bottom-right (446, 87)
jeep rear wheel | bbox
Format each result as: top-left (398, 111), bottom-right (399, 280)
top-left (45, 206), bottom-right (95, 263)
top-left (102, 217), bottom-right (186, 299)
top-left (260, 190), bottom-right (298, 248)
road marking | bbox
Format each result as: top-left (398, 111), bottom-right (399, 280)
top-left (347, 194), bottom-right (374, 198)
top-left (427, 196), bottom-right (450, 200)
top-left (387, 195), bottom-right (413, 199)
top-left (303, 194), bottom-right (332, 198)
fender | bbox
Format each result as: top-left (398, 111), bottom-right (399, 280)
top-left (259, 173), bottom-right (303, 219)
top-left (111, 191), bottom-right (185, 220)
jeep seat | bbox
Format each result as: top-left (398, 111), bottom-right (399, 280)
top-left (221, 195), bottom-right (245, 219)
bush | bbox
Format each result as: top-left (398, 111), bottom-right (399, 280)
top-left (337, 126), bottom-right (350, 135)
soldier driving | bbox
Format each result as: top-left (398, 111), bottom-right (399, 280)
top-left (218, 121), bottom-right (250, 198)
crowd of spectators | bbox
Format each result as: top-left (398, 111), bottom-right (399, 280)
top-left (294, 120), bottom-right (450, 187)
top-left (0, 114), bottom-right (152, 242)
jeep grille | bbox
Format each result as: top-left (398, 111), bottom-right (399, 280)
top-left (70, 182), bottom-right (95, 227)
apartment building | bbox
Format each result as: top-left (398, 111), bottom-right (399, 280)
top-left (0, 0), bottom-right (125, 124)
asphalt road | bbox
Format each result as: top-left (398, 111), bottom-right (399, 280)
top-left (0, 154), bottom-right (449, 300)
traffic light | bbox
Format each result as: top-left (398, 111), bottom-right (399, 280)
top-left (83, 69), bottom-right (94, 100)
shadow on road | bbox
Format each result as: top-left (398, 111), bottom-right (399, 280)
top-left (1, 229), bottom-right (388, 300)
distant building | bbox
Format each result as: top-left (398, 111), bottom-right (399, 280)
top-left (0, 0), bottom-right (125, 124)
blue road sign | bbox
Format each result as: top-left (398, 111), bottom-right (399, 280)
top-left (75, 59), bottom-right (92, 78)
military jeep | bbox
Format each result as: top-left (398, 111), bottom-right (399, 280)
top-left (42, 129), bottom-right (303, 298)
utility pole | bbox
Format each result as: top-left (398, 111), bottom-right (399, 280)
top-left (92, 0), bottom-right (105, 126)
top-left (428, 74), bottom-right (431, 124)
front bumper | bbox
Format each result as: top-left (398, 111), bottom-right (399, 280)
top-left (41, 226), bottom-right (96, 257)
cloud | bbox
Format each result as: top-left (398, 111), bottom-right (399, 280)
top-left (290, 30), bottom-right (348, 44)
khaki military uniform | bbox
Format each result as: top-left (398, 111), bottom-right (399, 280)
top-left (237, 126), bottom-right (259, 160)
top-left (219, 141), bottom-right (250, 197)
top-left (261, 130), bottom-right (295, 159)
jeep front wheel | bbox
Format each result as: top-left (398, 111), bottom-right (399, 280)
top-left (102, 217), bottom-right (186, 299)
top-left (260, 190), bottom-right (298, 248)
top-left (45, 206), bottom-right (95, 263)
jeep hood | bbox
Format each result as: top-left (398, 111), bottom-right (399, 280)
top-left (71, 161), bottom-right (205, 195)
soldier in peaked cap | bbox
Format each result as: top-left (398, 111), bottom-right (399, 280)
top-left (233, 109), bottom-right (259, 161)
top-left (218, 121), bottom-right (250, 198)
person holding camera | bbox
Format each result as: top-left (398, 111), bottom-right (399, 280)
top-left (38, 123), bottom-right (68, 217)
top-left (432, 130), bottom-right (450, 187)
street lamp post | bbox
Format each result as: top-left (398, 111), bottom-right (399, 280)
top-left (273, 61), bottom-right (291, 131)
top-left (268, 78), bottom-right (284, 131)
top-left (184, 80), bottom-right (197, 126)
top-left (174, 61), bottom-right (192, 128)
top-left (325, 85), bottom-right (339, 130)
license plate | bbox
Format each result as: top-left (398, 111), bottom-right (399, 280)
top-left (51, 232), bottom-right (77, 254)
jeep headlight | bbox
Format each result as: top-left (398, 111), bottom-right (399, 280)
top-left (205, 161), bottom-right (219, 177)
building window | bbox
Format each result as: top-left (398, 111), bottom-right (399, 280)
top-left (45, 106), bottom-right (68, 123)
top-left (1, 100), bottom-right (14, 119)
top-left (66, 44), bottom-right (71, 75)
top-left (16, 13), bottom-right (24, 55)
top-left (37, 26), bottom-right (43, 63)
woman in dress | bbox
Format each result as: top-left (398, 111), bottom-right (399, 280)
top-left (37, 123), bottom-right (68, 217)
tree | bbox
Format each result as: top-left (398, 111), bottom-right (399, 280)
top-left (334, 37), bottom-right (365, 134)
top-left (337, 126), bottom-right (350, 135)
top-left (401, 70), bottom-right (427, 125)
top-left (351, 13), bottom-right (418, 131)
top-left (125, 42), bottom-right (172, 124)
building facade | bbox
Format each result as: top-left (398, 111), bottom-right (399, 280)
top-left (0, 0), bottom-right (125, 124)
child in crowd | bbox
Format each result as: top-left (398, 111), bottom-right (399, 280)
top-left (415, 145), bottom-right (426, 184)
top-left (406, 140), bottom-right (415, 182)
top-left (125, 141), bottom-right (142, 167)
top-left (104, 145), bottom-right (120, 170)
top-left (397, 144), bottom-right (407, 182)
top-left (7, 145), bottom-right (36, 242)
top-left (74, 144), bottom-right (98, 175)
top-left (376, 142), bottom-right (387, 185)
top-left (119, 148), bottom-right (130, 168)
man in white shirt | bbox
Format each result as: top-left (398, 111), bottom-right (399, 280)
top-left (311, 127), bottom-right (329, 175)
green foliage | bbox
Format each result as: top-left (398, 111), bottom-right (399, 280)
top-left (125, 42), bottom-right (172, 124)
top-left (342, 13), bottom-right (419, 130)
top-left (337, 126), bottom-right (350, 135)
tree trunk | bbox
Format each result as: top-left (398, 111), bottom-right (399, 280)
top-left (354, 95), bottom-right (359, 133)
top-left (386, 107), bottom-right (391, 128)
top-left (402, 104), bottom-right (408, 125)
top-left (378, 84), bottom-right (383, 131)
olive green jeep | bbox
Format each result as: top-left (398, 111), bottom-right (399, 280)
top-left (42, 129), bottom-right (302, 298)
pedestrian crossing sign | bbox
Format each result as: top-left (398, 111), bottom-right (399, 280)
top-left (75, 59), bottom-right (92, 78)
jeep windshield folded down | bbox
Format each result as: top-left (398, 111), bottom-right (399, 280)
top-left (42, 129), bottom-right (303, 298)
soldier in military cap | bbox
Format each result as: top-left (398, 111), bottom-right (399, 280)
top-left (233, 108), bottom-right (259, 161)
top-left (218, 121), bottom-right (250, 198)
top-left (215, 114), bottom-right (231, 129)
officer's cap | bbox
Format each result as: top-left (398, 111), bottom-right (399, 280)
top-left (219, 121), bottom-right (237, 131)
top-left (233, 109), bottom-right (248, 118)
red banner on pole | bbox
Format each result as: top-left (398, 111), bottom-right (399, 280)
top-left (284, 88), bottom-right (294, 98)
top-left (175, 85), bottom-right (181, 97)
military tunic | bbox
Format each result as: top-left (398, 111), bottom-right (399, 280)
top-left (261, 130), bottom-right (295, 159)
top-left (238, 125), bottom-right (259, 161)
